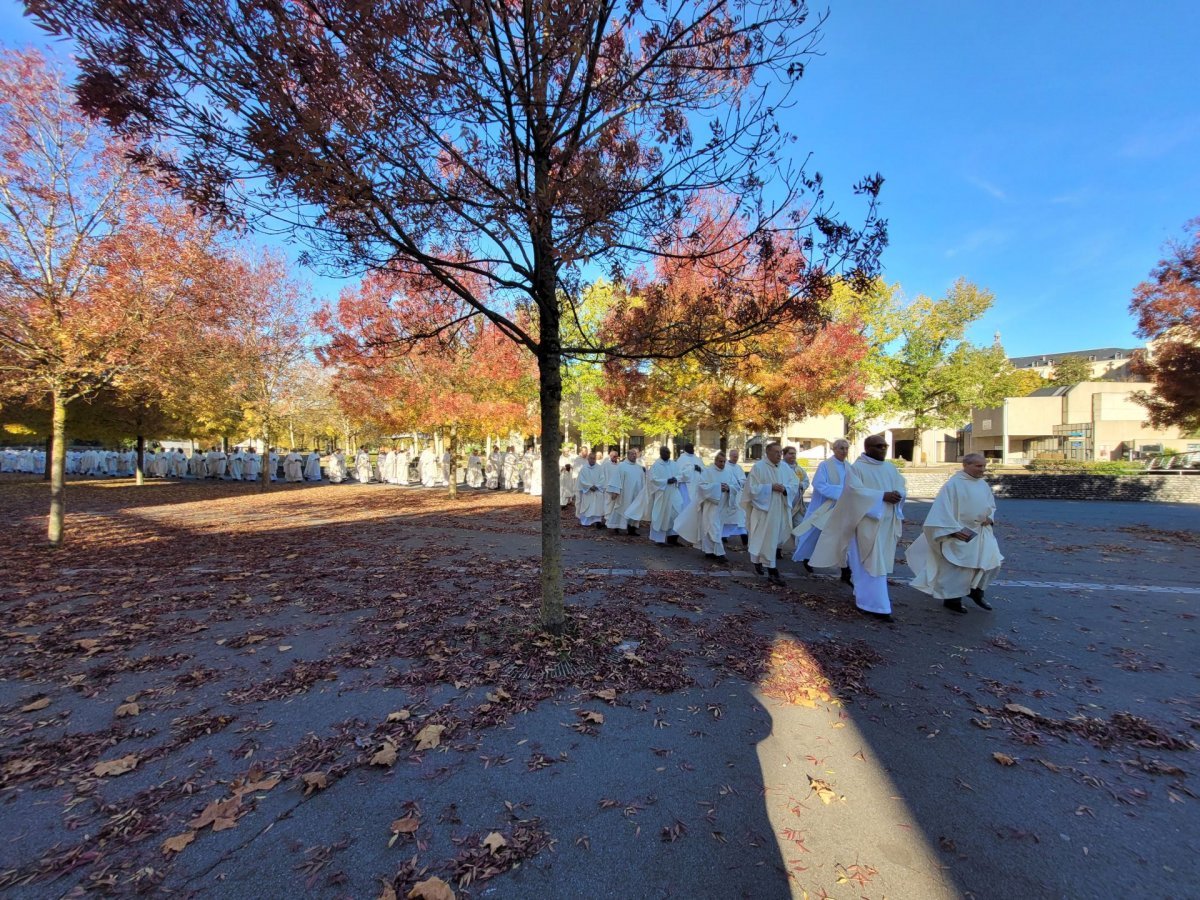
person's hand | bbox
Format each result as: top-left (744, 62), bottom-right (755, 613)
top-left (980, 516), bottom-right (993, 526)
top-left (667, 477), bottom-right (677, 484)
top-left (721, 484), bottom-right (729, 493)
top-left (771, 483), bottom-right (786, 493)
top-left (883, 490), bottom-right (902, 504)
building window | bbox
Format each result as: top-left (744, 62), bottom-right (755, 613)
top-left (981, 419), bottom-right (992, 430)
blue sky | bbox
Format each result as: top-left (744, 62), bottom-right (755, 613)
top-left (4, 0), bottom-right (1197, 357)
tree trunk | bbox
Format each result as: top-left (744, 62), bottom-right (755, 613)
top-left (538, 349), bottom-right (564, 633)
top-left (135, 434), bottom-right (145, 485)
top-left (447, 423), bottom-right (458, 499)
top-left (47, 388), bottom-right (68, 547)
top-left (261, 428), bottom-right (271, 491)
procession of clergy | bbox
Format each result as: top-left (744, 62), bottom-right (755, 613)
top-left (561, 437), bottom-right (1003, 622)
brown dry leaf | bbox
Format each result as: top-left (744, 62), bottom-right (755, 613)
top-left (386, 710), bottom-right (411, 723)
top-left (993, 752), bottom-right (1017, 766)
top-left (372, 741), bottom-right (399, 766)
top-left (378, 882), bottom-right (398, 900)
top-left (93, 754), bottom-right (139, 777)
top-left (301, 771), bottom-right (328, 795)
top-left (580, 711), bottom-right (605, 725)
top-left (277, 645), bottom-right (293, 652)
top-left (807, 775), bottom-right (841, 805)
top-left (244, 634), bottom-right (267, 645)
top-left (407, 877), bottom-right (455, 900)
top-left (161, 831), bottom-right (196, 854)
top-left (486, 689), bottom-right (511, 703)
top-left (190, 795), bottom-right (242, 830)
top-left (1004, 703), bottom-right (1038, 718)
top-left (413, 724), bottom-right (445, 751)
top-left (592, 688), bottom-right (618, 702)
top-left (115, 702), bottom-right (140, 718)
top-left (19, 697), bottom-right (50, 713)
top-left (75, 638), bottom-right (100, 651)
top-left (239, 775), bottom-right (280, 795)
top-left (483, 831), bottom-right (507, 854)
top-left (391, 815), bottom-right (420, 834)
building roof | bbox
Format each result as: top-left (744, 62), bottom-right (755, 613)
top-left (1027, 386), bottom-right (1072, 397)
top-left (1008, 347), bottom-right (1137, 367)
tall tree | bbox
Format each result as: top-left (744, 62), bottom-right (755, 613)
top-left (35, 0), bottom-right (885, 629)
top-left (825, 279), bottom-right (903, 438)
top-left (1130, 217), bottom-right (1200, 433)
top-left (881, 279), bottom-right (1011, 461)
top-left (0, 49), bottom-right (224, 543)
top-left (1047, 354), bottom-right (1093, 387)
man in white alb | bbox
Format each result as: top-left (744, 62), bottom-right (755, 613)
top-left (738, 442), bottom-right (795, 586)
top-left (811, 434), bottom-right (906, 621)
top-left (675, 450), bottom-right (740, 564)
top-left (576, 450), bottom-right (608, 528)
top-left (793, 439), bottom-right (851, 582)
top-left (675, 442), bottom-right (703, 509)
top-left (605, 448), bottom-right (646, 536)
top-left (907, 453), bottom-right (1003, 614)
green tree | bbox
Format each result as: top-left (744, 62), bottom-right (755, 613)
top-left (882, 279), bottom-right (1011, 461)
top-left (1001, 367), bottom-right (1049, 396)
top-left (825, 279), bottom-right (903, 438)
top-left (1048, 354), bottom-right (1094, 387)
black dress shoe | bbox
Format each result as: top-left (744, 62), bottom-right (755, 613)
top-left (969, 588), bottom-right (993, 610)
top-left (704, 552), bottom-right (716, 559)
top-left (840, 567), bottom-right (853, 584)
top-left (712, 555), bottom-right (728, 565)
top-left (802, 560), bottom-right (814, 574)
top-left (767, 568), bottom-right (785, 586)
top-left (666, 535), bottom-right (680, 546)
top-left (943, 598), bottom-right (968, 614)
top-left (754, 562), bottom-right (764, 576)
top-left (859, 608), bottom-right (894, 622)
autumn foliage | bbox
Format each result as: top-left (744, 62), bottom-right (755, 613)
top-left (1130, 217), bottom-right (1200, 432)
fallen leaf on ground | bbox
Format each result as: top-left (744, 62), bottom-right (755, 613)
top-left (807, 775), bottom-right (842, 804)
top-left (161, 831), bottom-right (196, 854)
top-left (579, 711), bottom-right (605, 725)
top-left (19, 697), bottom-right (50, 712)
top-left (301, 772), bottom-right (328, 794)
top-left (407, 876), bottom-right (455, 900)
top-left (115, 702), bottom-right (140, 717)
top-left (993, 752), bottom-right (1017, 766)
top-left (389, 815), bottom-right (420, 846)
top-left (387, 710), bottom-right (411, 722)
top-left (483, 831), bottom-right (507, 854)
top-left (238, 775), bottom-right (280, 795)
top-left (1004, 703), bottom-right (1039, 718)
top-left (414, 724), bottom-right (445, 751)
top-left (591, 688), bottom-right (618, 702)
top-left (486, 688), bottom-right (511, 703)
top-left (372, 741), bottom-right (399, 766)
top-left (190, 795), bottom-right (242, 831)
top-left (378, 882), bottom-right (398, 900)
top-left (93, 754), bottom-right (139, 777)
top-left (278, 645), bottom-right (293, 652)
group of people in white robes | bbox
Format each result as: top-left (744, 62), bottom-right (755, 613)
top-left (559, 434), bottom-right (1004, 624)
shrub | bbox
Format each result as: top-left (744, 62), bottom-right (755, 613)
top-left (1025, 459), bottom-right (1144, 475)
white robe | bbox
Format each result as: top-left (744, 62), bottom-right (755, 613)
top-left (907, 471), bottom-right (1004, 600)
top-left (792, 457), bottom-right (847, 562)
top-left (577, 461), bottom-right (608, 525)
top-left (243, 452), bottom-right (261, 481)
top-left (723, 462), bottom-right (748, 537)
top-left (811, 455), bottom-right (907, 615)
top-left (675, 451), bottom-right (704, 509)
top-left (419, 449), bottom-right (438, 487)
top-left (304, 452), bottom-right (322, 481)
top-left (355, 451), bottom-right (372, 484)
top-left (675, 462), bottom-right (740, 556)
top-left (502, 452), bottom-right (518, 490)
top-left (327, 452), bottom-right (346, 483)
top-left (645, 458), bottom-right (684, 543)
top-left (558, 455), bottom-right (576, 506)
top-left (395, 451), bottom-right (410, 484)
top-left (467, 455), bottom-right (484, 487)
top-left (605, 460), bottom-right (645, 529)
top-left (738, 459), bottom-right (796, 567)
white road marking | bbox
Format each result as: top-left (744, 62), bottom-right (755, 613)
top-left (577, 568), bottom-right (1200, 594)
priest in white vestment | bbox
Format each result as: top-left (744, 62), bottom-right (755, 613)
top-left (792, 439), bottom-right (850, 575)
top-left (675, 451), bottom-right (740, 563)
top-left (282, 450), bottom-right (302, 482)
top-left (304, 450), bottom-right (322, 481)
top-left (738, 442), bottom-right (795, 585)
top-left (327, 450), bottom-right (346, 483)
top-left (576, 451), bottom-right (608, 527)
top-left (604, 449), bottom-right (645, 535)
top-left (574, 448), bottom-right (590, 507)
top-left (722, 449), bottom-right (748, 544)
top-left (675, 443), bottom-right (704, 509)
top-left (557, 451), bottom-right (576, 508)
top-left (418, 447), bottom-right (437, 486)
top-left (467, 451), bottom-right (484, 488)
top-left (243, 449), bottom-right (261, 481)
top-left (907, 453), bottom-right (1003, 613)
top-left (644, 446), bottom-right (684, 545)
top-left (396, 448), bottom-right (410, 484)
top-left (229, 449), bottom-right (244, 481)
top-left (783, 446), bottom-right (810, 529)
top-left (355, 449), bottom-right (372, 484)
top-left (810, 435), bottom-right (906, 620)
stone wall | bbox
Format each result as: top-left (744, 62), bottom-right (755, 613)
top-left (900, 470), bottom-right (1200, 503)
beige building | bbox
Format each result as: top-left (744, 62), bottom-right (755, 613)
top-left (969, 381), bottom-right (1194, 462)
top-left (1007, 346), bottom-right (1139, 381)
